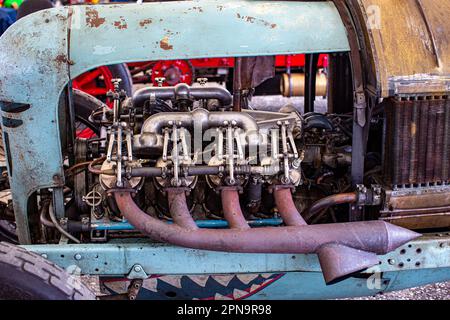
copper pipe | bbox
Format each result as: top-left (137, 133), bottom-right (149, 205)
top-left (221, 188), bottom-right (250, 230)
top-left (273, 187), bottom-right (307, 226)
top-left (305, 192), bottom-right (358, 221)
top-left (115, 191), bottom-right (419, 255)
top-left (39, 201), bottom-right (54, 228)
top-left (88, 156), bottom-right (107, 175)
top-left (232, 57), bottom-right (242, 111)
top-left (65, 161), bottom-right (93, 175)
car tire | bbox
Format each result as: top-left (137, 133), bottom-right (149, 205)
top-left (72, 89), bottom-right (106, 136)
top-left (0, 242), bottom-right (95, 300)
top-left (106, 64), bottom-right (133, 97)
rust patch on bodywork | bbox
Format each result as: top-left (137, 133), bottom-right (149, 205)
top-left (54, 55), bottom-right (74, 65)
top-left (356, 0), bottom-right (449, 96)
top-left (86, 8), bottom-right (106, 28)
top-left (188, 6), bottom-right (203, 13)
top-left (236, 13), bottom-right (276, 28)
top-left (159, 36), bottom-right (173, 50)
top-left (113, 17), bottom-right (128, 30)
top-left (139, 19), bottom-right (152, 27)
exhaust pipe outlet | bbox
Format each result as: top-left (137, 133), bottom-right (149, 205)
top-left (317, 243), bottom-right (380, 284)
top-left (115, 190), bottom-right (420, 284)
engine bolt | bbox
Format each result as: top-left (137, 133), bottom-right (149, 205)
top-left (74, 254), bottom-right (82, 261)
top-left (134, 265), bottom-right (142, 272)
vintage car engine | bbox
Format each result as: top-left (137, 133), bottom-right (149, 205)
top-left (75, 81), bottom-right (356, 237)
top-left (45, 78), bottom-right (420, 286)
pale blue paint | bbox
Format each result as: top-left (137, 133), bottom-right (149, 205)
top-left (69, 1), bottom-right (350, 78)
top-left (22, 233), bottom-right (450, 277)
top-left (22, 234), bottom-right (450, 299)
top-left (247, 268), bottom-right (450, 300)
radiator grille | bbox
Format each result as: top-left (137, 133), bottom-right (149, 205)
top-left (383, 96), bottom-right (450, 187)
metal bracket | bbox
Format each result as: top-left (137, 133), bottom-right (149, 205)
top-left (127, 264), bottom-right (149, 280)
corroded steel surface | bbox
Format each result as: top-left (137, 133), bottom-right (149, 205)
top-left (305, 192), bottom-right (357, 221)
top-left (220, 188), bottom-right (250, 230)
top-left (273, 187), bottom-right (307, 226)
top-left (355, 0), bottom-right (450, 96)
top-left (115, 191), bottom-right (419, 254)
top-left (383, 97), bottom-right (450, 186)
top-left (317, 243), bottom-right (379, 284)
top-left (167, 188), bottom-right (198, 230)
top-left (115, 189), bottom-right (419, 281)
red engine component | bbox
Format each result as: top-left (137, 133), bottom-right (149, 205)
top-left (151, 60), bottom-right (194, 87)
top-left (72, 66), bottom-right (115, 139)
top-left (274, 54), bottom-right (328, 68)
top-left (72, 65), bottom-right (114, 98)
top-left (188, 54), bottom-right (328, 69)
top-left (146, 54), bottom-right (327, 86)
top-left (189, 58), bottom-right (235, 68)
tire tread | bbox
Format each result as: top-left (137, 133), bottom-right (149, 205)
top-left (0, 242), bottom-right (95, 300)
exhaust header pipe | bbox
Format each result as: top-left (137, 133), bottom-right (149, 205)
top-left (114, 188), bottom-right (419, 284)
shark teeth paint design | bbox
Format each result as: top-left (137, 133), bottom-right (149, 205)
top-left (102, 280), bottom-right (129, 294)
top-left (215, 293), bottom-right (233, 300)
top-left (100, 273), bottom-right (285, 300)
top-left (159, 275), bottom-right (183, 289)
top-left (261, 279), bottom-right (274, 286)
top-left (250, 284), bottom-right (261, 293)
top-left (188, 275), bottom-right (210, 288)
top-left (212, 275), bottom-right (234, 287)
top-left (236, 274), bottom-right (259, 285)
top-left (232, 288), bottom-right (249, 299)
top-left (142, 277), bottom-right (159, 292)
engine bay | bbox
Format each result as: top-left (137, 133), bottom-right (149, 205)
top-left (59, 81), bottom-right (376, 242)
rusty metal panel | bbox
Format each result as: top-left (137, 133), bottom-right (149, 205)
top-left (69, 1), bottom-right (350, 78)
top-left (0, 7), bottom-right (70, 243)
top-left (380, 185), bottom-right (450, 229)
top-left (355, 0), bottom-right (450, 96)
